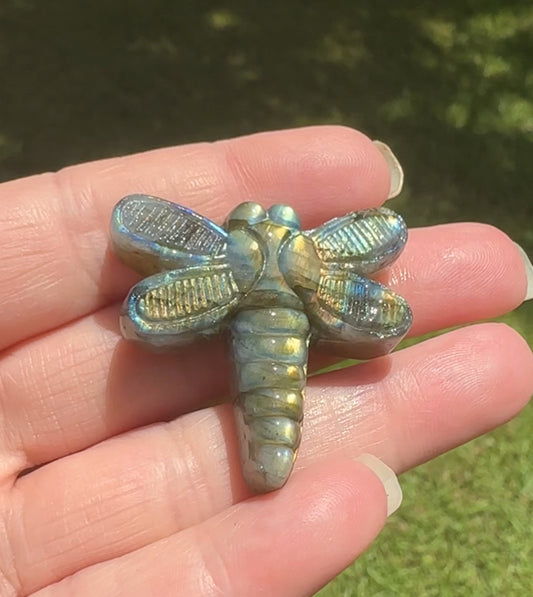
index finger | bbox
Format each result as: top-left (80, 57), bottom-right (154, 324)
top-left (0, 125), bottom-right (392, 350)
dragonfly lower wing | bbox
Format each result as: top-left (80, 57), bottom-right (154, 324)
top-left (305, 270), bottom-right (412, 359)
top-left (121, 263), bottom-right (241, 348)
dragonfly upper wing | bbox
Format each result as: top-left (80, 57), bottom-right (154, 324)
top-left (121, 263), bottom-right (242, 348)
top-left (111, 194), bottom-right (228, 275)
top-left (306, 207), bottom-right (407, 274)
top-left (304, 268), bottom-right (412, 359)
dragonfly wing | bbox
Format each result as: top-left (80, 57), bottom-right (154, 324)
top-left (303, 268), bottom-right (412, 359)
top-left (121, 263), bottom-right (241, 348)
top-left (111, 194), bottom-right (228, 275)
top-left (306, 207), bottom-right (407, 274)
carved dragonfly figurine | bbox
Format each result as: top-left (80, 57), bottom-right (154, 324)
top-left (111, 195), bottom-right (412, 493)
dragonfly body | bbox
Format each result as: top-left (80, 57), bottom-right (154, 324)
top-left (111, 196), bottom-right (412, 493)
top-left (226, 204), bottom-right (310, 492)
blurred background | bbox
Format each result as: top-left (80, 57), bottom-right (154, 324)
top-left (1, 1), bottom-right (532, 595)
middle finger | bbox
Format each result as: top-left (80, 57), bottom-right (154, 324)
top-left (0, 222), bottom-right (526, 472)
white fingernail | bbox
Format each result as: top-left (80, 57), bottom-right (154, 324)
top-left (514, 243), bottom-right (533, 301)
top-left (373, 140), bottom-right (404, 199)
top-left (356, 454), bottom-right (402, 516)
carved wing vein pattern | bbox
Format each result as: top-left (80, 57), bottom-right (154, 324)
top-left (122, 199), bottom-right (226, 255)
top-left (139, 270), bottom-right (239, 321)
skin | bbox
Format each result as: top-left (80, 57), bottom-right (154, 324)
top-left (0, 125), bottom-right (531, 596)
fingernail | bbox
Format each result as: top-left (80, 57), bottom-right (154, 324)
top-left (514, 243), bottom-right (533, 301)
top-left (356, 454), bottom-right (402, 516)
top-left (373, 140), bottom-right (404, 199)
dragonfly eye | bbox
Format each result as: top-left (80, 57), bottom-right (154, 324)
top-left (226, 202), bottom-right (267, 229)
top-left (268, 204), bottom-right (301, 230)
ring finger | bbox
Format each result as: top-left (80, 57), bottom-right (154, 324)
top-left (9, 322), bottom-right (533, 594)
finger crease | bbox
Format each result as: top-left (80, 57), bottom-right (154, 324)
top-left (52, 168), bottom-right (103, 301)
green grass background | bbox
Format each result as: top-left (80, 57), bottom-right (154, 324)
top-left (1, 2), bottom-right (532, 595)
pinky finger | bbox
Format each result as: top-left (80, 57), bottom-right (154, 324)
top-left (31, 456), bottom-right (399, 597)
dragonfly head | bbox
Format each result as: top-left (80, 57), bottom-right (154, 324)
top-left (226, 202), bottom-right (267, 230)
top-left (268, 204), bottom-right (301, 230)
top-left (225, 202), bottom-right (301, 232)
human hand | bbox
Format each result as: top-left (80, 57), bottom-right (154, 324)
top-left (0, 126), bottom-right (531, 596)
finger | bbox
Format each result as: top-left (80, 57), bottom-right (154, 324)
top-left (0, 126), bottom-right (390, 350)
top-left (27, 457), bottom-right (390, 597)
top-left (0, 223), bottom-right (526, 471)
top-left (11, 324), bottom-right (533, 591)
top-left (376, 222), bottom-right (529, 335)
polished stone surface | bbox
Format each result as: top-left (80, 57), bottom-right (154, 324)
top-left (111, 195), bottom-right (412, 493)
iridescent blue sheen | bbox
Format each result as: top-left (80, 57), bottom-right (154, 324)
top-left (111, 196), bottom-right (412, 493)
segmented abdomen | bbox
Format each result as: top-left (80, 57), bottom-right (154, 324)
top-left (231, 307), bottom-right (310, 493)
